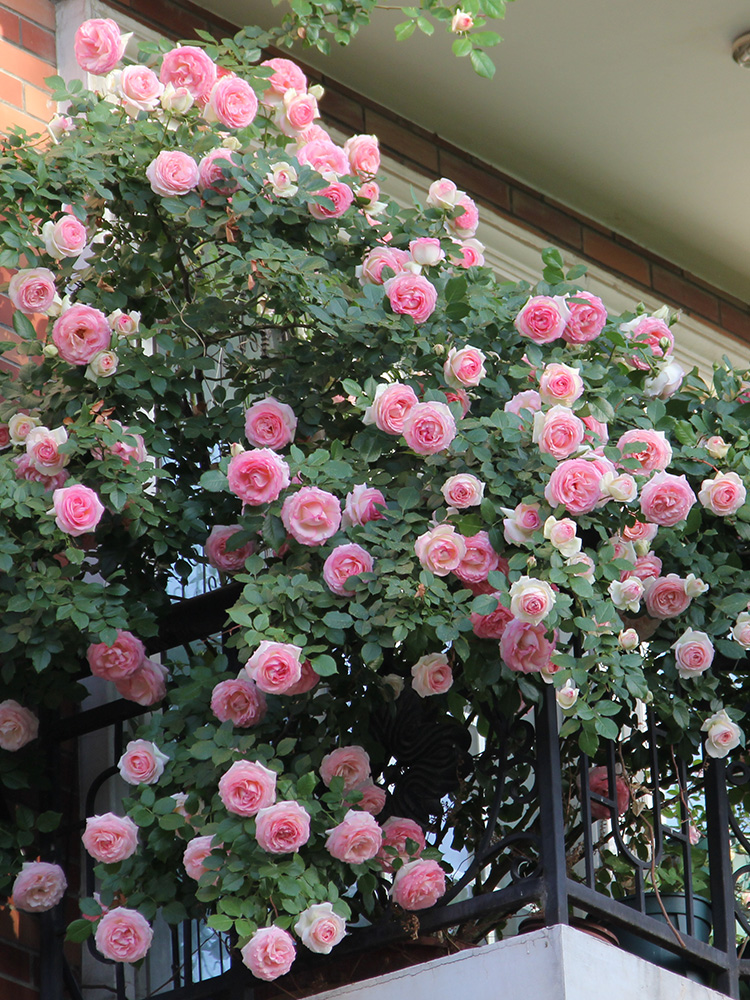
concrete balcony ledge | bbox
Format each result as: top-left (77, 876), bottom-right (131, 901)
top-left (307, 925), bottom-right (731, 1000)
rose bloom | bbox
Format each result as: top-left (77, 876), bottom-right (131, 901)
top-left (198, 148), bottom-right (239, 195)
top-left (205, 525), bottom-right (255, 574)
top-left (622, 519), bottom-right (658, 544)
top-left (384, 272), bottom-right (438, 325)
top-left (411, 652), bottom-right (453, 697)
top-left (26, 425), bottom-right (68, 477)
top-left (325, 809), bottom-right (382, 863)
top-left (284, 659), bottom-right (321, 696)
top-left (567, 552), bottom-right (596, 581)
top-left (357, 247), bottom-right (412, 286)
top-left (0, 700), bottom-right (38, 751)
top-left (623, 315), bottom-right (674, 366)
top-left (8, 268), bottom-right (57, 315)
top-left (733, 611), bottom-right (750, 649)
top-left (117, 65), bottom-right (163, 114)
top-left (114, 659), bottom-right (168, 707)
top-left (608, 577), bottom-right (644, 613)
top-left (356, 180), bottom-right (382, 211)
top-left (51, 484), bottom-right (105, 536)
top-left (631, 553), bottom-right (662, 581)
top-left (160, 82), bottom-right (194, 113)
top-left (514, 295), bottom-right (571, 344)
top-left (444, 346), bottom-right (486, 388)
top-left (644, 359), bottom-right (685, 400)
top-left (601, 472), bottom-right (638, 503)
top-left (545, 458), bottom-right (604, 515)
top-left (255, 801), bottom-right (311, 853)
top-left (52, 304), bottom-right (111, 365)
top-left (538, 362), bottom-right (584, 407)
top-left (502, 502), bottom-right (542, 545)
top-left (409, 237), bottom-right (444, 267)
top-left (445, 193), bottom-right (479, 239)
top-left (698, 471), bottom-right (747, 516)
top-left (9, 412), bottom-right (41, 445)
top-left (563, 291), bottom-right (607, 344)
top-left (427, 177), bottom-right (459, 209)
top-left (245, 640), bottom-right (303, 694)
top-left (533, 406), bottom-right (585, 460)
top-left (295, 903), bottom-right (347, 954)
top-left (320, 746), bottom-right (371, 791)
top-left (87, 630), bottom-right (145, 681)
top-left (146, 150), bottom-right (200, 197)
top-left (267, 161), bottom-right (298, 197)
top-left (241, 926), bottom-right (296, 981)
top-left (278, 90), bottom-right (319, 135)
top-left (544, 516), bottom-right (581, 558)
top-left (403, 400), bottom-right (457, 455)
top-left (509, 576), bottom-right (556, 625)
top-left (582, 415), bottom-right (609, 447)
top-left (640, 472), bottom-right (696, 526)
top-left (218, 759), bottom-right (277, 816)
top-left (244, 397), bottom-right (297, 451)
top-left (452, 237), bottom-right (485, 268)
top-left (260, 57), bottom-right (307, 103)
top-left (350, 781), bottom-right (386, 815)
top-left (117, 740), bottom-right (169, 785)
top-left (451, 10), bottom-right (474, 31)
top-left (672, 628), bottom-right (714, 679)
top-left (702, 710), bottom-right (743, 759)
top-left (643, 574), bottom-right (691, 619)
top-left (500, 619), bottom-right (556, 673)
top-left (183, 835), bottom-right (217, 881)
top-left (504, 390), bottom-right (542, 420)
top-left (298, 138), bottom-right (350, 180)
top-left (391, 859), bottom-right (446, 911)
top-left (210, 678), bottom-right (267, 727)
top-left (95, 908), bottom-right (153, 963)
top-left (363, 382), bottom-right (418, 434)
top-left (323, 543), bottom-right (374, 597)
top-left (556, 680), bottom-right (579, 710)
top-left (441, 473), bottom-right (484, 509)
top-left (471, 594), bottom-right (514, 639)
top-left (342, 484), bottom-right (386, 526)
top-left (281, 486), bottom-right (341, 546)
top-left (454, 531), bottom-right (499, 585)
top-left (617, 428), bottom-right (672, 475)
top-left (309, 182), bottom-right (354, 220)
top-left (619, 628), bottom-right (639, 650)
top-left (206, 74), bottom-right (258, 129)
top-left (704, 435), bottom-right (730, 460)
top-left (588, 766), bottom-right (630, 820)
top-left (160, 45), bottom-right (217, 101)
top-left (82, 813), bottom-right (139, 864)
top-left (42, 215), bottom-right (88, 259)
top-left (415, 523), bottom-right (466, 576)
top-left (48, 114), bottom-right (75, 143)
top-left (378, 817), bottom-right (425, 873)
top-left (108, 310), bottom-right (140, 337)
top-left (86, 350), bottom-right (119, 380)
top-left (227, 448), bottom-right (290, 506)
top-left (12, 862), bottom-right (67, 913)
top-left (74, 18), bottom-right (126, 74)
top-left (344, 134), bottom-right (380, 177)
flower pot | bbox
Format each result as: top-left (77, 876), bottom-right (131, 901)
top-left (615, 893), bottom-right (712, 984)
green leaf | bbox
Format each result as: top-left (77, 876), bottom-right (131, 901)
top-left (200, 469), bottom-right (228, 492)
top-left (323, 611), bottom-right (353, 629)
top-left (311, 653), bottom-right (337, 676)
top-left (394, 20), bottom-right (416, 41)
top-left (12, 311), bottom-right (36, 341)
top-left (469, 48), bottom-right (496, 78)
top-left (66, 919), bottom-right (94, 943)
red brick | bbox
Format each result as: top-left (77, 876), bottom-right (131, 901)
top-left (0, 908), bottom-right (39, 951)
top-left (320, 87), bottom-right (364, 134)
top-left (0, 39), bottom-right (54, 89)
top-left (0, 942), bottom-right (33, 983)
top-left (582, 228), bottom-right (651, 287)
top-left (512, 189), bottom-right (582, 249)
top-left (130, 0), bottom-right (209, 38)
top-left (0, 101), bottom-right (43, 136)
top-left (719, 301), bottom-right (750, 346)
top-left (364, 110), bottom-right (438, 174)
top-left (439, 150), bottom-right (511, 212)
top-left (23, 83), bottom-right (52, 120)
top-left (19, 19), bottom-right (55, 63)
top-left (3, 0), bottom-right (55, 31)
top-left (0, 8), bottom-right (20, 45)
top-left (651, 265), bottom-right (720, 324)
top-left (0, 977), bottom-right (38, 1000)
top-left (0, 69), bottom-right (22, 108)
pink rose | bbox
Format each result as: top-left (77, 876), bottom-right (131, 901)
top-left (443, 345), bottom-right (486, 388)
top-left (630, 553), bottom-right (662, 581)
top-left (255, 801), bottom-right (311, 853)
top-left (117, 65), bottom-right (163, 113)
top-left (698, 471), bottom-right (747, 516)
top-left (82, 813), bottom-right (138, 864)
top-left (617, 428), bottom-right (672, 475)
top-left (608, 577), bottom-right (644, 612)
top-left (297, 138), bottom-right (350, 179)
top-left (159, 46), bottom-right (217, 102)
top-left (87, 630), bottom-right (145, 681)
top-left (624, 316), bottom-right (674, 367)
top-left (205, 525), bottom-right (256, 574)
top-left (350, 781), bottom-right (386, 815)
top-left (384, 272), bottom-right (438, 324)
top-left (309, 182), bottom-right (354, 220)
top-left (356, 181), bottom-right (381, 210)
top-left (117, 739), bottom-right (168, 785)
top-left (415, 523), bottom-right (466, 576)
top-left (562, 291), bottom-right (607, 344)
top-left (363, 382), bottom-right (418, 434)
top-left (426, 178), bottom-right (459, 209)
top-left (588, 766), bottom-right (630, 819)
top-left (538, 362), bottom-right (584, 407)
top-left (357, 247), bottom-right (412, 286)
top-left (702, 710), bottom-right (742, 759)
top-left (504, 390), bottom-right (542, 419)
top-left (325, 809), bottom-right (382, 862)
top-left (452, 238), bottom-right (485, 268)
top-left (509, 576), bottom-right (556, 625)
top-left (582, 415), bottom-right (609, 446)
top-left (378, 817), bottom-right (425, 873)
top-left (640, 472), bottom-right (696, 526)
top-left (218, 759), bottom-right (277, 816)
top-left (9, 412), bottom-right (40, 445)
top-left (244, 397), bottom-right (297, 450)
top-left (643, 575), bottom-right (691, 619)
top-left (42, 215), bottom-right (88, 259)
top-left (323, 543), bottom-right (374, 596)
top-left (109, 425), bottom-right (147, 464)
top-left (86, 349), bottom-right (119, 380)
top-left (445, 194), bottom-right (479, 238)
top-left (295, 903), bottom-right (347, 954)
top-left (113, 659), bottom-right (168, 707)
top-left (391, 859), bottom-right (446, 911)
top-left (534, 406), bottom-right (585, 460)
top-left (183, 835), bottom-right (217, 881)
top-left (245, 640), bottom-right (303, 694)
top-left (284, 659), bottom-right (321, 695)
top-left (146, 150), bottom-right (200, 197)
top-left (672, 628), bottom-right (714, 679)
top-left (206, 74), bottom-right (258, 129)
top-left (514, 295), bottom-right (570, 344)
top-left (470, 594), bottom-right (514, 639)
top-left (622, 519), bottom-right (658, 544)
top-left (502, 502), bottom-right (542, 545)
top-left (12, 862), bottom-right (67, 913)
top-left (8, 268), bottom-right (56, 315)
top-left (51, 484), bottom-right (105, 536)
top-left (409, 238), bottom-right (444, 267)
top-left (344, 134), bottom-right (380, 177)
top-left (545, 458), bottom-right (604, 515)
top-left (320, 746), bottom-right (371, 791)
top-left (210, 678), bottom-right (267, 727)
top-left (451, 10), bottom-right (474, 31)
top-left (241, 926), bottom-right (296, 981)
top-left (733, 612), bottom-right (750, 649)
top-left (74, 18), bottom-right (125, 74)
top-left (52, 304), bottom-right (111, 365)
top-left (278, 90), bottom-right (319, 135)
top-left (544, 516), bottom-right (581, 558)
top-left (198, 148), bottom-right (239, 195)
top-left (342, 484), bottom-right (386, 526)
top-left (281, 486), bottom-right (341, 546)
top-left (227, 448), bottom-right (290, 505)
top-left (0, 700), bottom-right (38, 751)
top-left (500, 619), bottom-right (556, 673)
top-left (454, 531), bottom-right (499, 584)
top-left (411, 652), bottom-right (452, 697)
top-left (441, 473), bottom-right (484, 509)
top-left (95, 908), bottom-right (153, 963)
top-left (260, 57), bottom-right (307, 103)
top-left (402, 401), bottom-right (456, 455)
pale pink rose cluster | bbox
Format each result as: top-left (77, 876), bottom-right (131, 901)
top-left (51, 483), bottom-right (105, 536)
top-left (698, 471), bottom-right (747, 516)
top-left (82, 813), bottom-right (139, 863)
top-left (211, 678), bottom-right (267, 727)
top-left (52, 304), bottom-right (110, 365)
top-left (702, 709), bottom-right (743, 758)
top-left (454, 530), bottom-right (500, 585)
top-left (0, 699), bottom-right (38, 751)
top-left (42, 214), bottom-right (88, 260)
top-left (411, 652), bottom-right (453, 696)
top-left (415, 523), bottom-right (466, 576)
top-left (509, 576), bottom-right (556, 625)
top-left (321, 747), bottom-right (385, 814)
top-left (640, 472), bottom-right (696, 526)
top-left (378, 816), bottom-right (426, 872)
top-left (245, 640), bottom-right (303, 693)
top-left (515, 295), bottom-right (570, 344)
top-left (545, 455), bottom-right (617, 515)
top-left (12, 862), bottom-right (67, 913)
top-left (256, 800), bottom-right (311, 853)
top-left (227, 447), bottom-right (290, 506)
top-left (642, 573), bottom-right (706, 619)
top-left (426, 178), bottom-right (479, 239)
top-left (326, 809), bottom-right (382, 862)
top-left (471, 593), bottom-right (514, 639)
top-left (183, 835), bottom-right (217, 881)
top-left (385, 271), bottom-right (438, 325)
top-left (74, 18), bottom-right (127, 75)
top-left (391, 859), bottom-right (446, 911)
top-left (441, 473), bottom-right (484, 509)
top-left (620, 314), bottom-right (674, 368)
top-left (538, 362), bottom-right (584, 407)
top-left (364, 382), bottom-right (457, 454)
top-left (443, 345), bottom-right (486, 388)
top-left (608, 576), bottom-right (644, 613)
top-left (543, 516), bottom-right (581, 558)
top-left (160, 45), bottom-right (217, 102)
top-left (245, 397), bottom-right (297, 450)
top-left (309, 181), bottom-right (354, 220)
top-left (732, 612), bottom-right (750, 649)
top-left (503, 502), bottom-right (542, 545)
top-left (146, 150), bottom-right (200, 197)
top-left (342, 484), bottom-right (386, 526)
top-left (118, 739), bottom-right (169, 785)
top-left (671, 628), bottom-right (714, 679)
top-left (282, 486), bottom-right (341, 545)
top-left (533, 405), bottom-right (585, 460)
top-left (241, 925), bottom-right (296, 980)
top-left (323, 543), bottom-right (374, 596)
top-left (295, 903), bottom-right (347, 954)
top-left (219, 759), bottom-right (276, 816)
top-left (617, 428), bottom-right (672, 475)
top-left (95, 907), bottom-right (153, 963)
top-left (198, 148), bottom-right (239, 195)
top-left (500, 619), bottom-right (557, 674)
top-left (87, 629), bottom-right (167, 707)
top-left (205, 73), bottom-right (258, 129)
top-left (8, 268), bottom-right (57, 315)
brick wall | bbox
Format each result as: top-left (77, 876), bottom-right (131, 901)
top-left (0, 0), bottom-right (56, 135)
